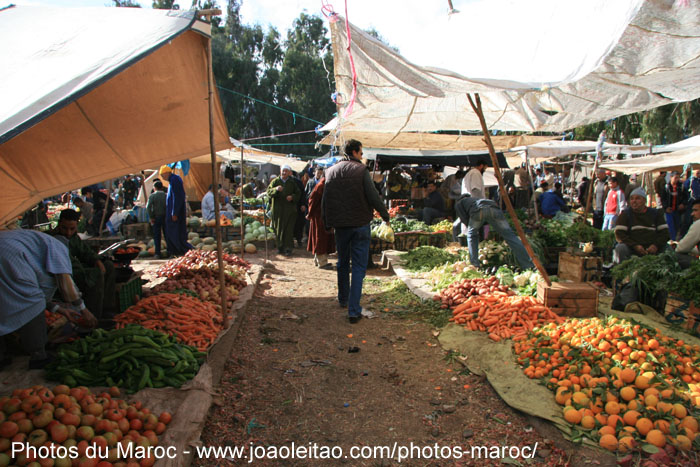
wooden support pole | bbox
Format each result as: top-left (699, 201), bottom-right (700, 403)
top-left (240, 146), bottom-right (245, 258)
top-left (525, 150), bottom-right (539, 222)
top-left (202, 10), bottom-right (227, 326)
top-left (98, 179), bottom-right (112, 236)
top-left (584, 152), bottom-right (601, 222)
top-left (466, 93), bottom-right (551, 286)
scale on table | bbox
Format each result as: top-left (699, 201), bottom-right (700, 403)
top-left (100, 239), bottom-right (138, 282)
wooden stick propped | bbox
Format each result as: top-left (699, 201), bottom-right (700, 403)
top-left (466, 93), bottom-right (551, 286)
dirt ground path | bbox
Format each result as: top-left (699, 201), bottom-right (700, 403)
top-left (196, 249), bottom-right (614, 467)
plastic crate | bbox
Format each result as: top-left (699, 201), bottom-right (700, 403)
top-left (370, 238), bottom-right (394, 255)
top-left (116, 275), bottom-right (142, 313)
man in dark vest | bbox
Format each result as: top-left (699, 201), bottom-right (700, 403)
top-left (323, 140), bottom-right (390, 323)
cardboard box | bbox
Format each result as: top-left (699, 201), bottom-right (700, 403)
top-left (537, 281), bottom-right (599, 317)
top-left (664, 293), bottom-right (700, 335)
top-left (558, 251), bottom-right (602, 282)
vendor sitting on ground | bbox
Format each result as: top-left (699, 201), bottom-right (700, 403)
top-left (539, 182), bottom-right (568, 218)
top-left (612, 188), bottom-right (669, 265)
top-left (50, 209), bottom-right (116, 320)
top-left (673, 199), bottom-right (700, 269)
top-left (202, 184), bottom-right (234, 222)
top-left (417, 181), bottom-right (446, 225)
top-left (0, 229), bottom-right (97, 370)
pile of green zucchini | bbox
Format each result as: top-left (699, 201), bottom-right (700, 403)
top-left (46, 325), bottom-right (205, 393)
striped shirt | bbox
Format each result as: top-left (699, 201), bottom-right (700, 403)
top-left (0, 230), bottom-right (72, 335)
top-left (614, 207), bottom-right (669, 251)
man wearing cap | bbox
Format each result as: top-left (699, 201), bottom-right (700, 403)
top-left (662, 171), bottom-right (688, 241)
top-left (266, 165), bottom-right (301, 256)
top-left (159, 165), bottom-right (191, 256)
top-left (612, 188), bottom-right (669, 264)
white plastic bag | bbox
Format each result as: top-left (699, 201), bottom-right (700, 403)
top-left (375, 221), bottom-right (395, 243)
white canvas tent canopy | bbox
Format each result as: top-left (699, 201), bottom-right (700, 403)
top-left (600, 147), bottom-right (700, 175)
top-left (184, 139), bottom-right (306, 199)
top-left (0, 5), bottom-right (232, 226)
top-left (323, 0), bottom-right (700, 142)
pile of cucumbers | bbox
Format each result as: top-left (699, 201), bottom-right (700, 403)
top-left (46, 325), bottom-right (206, 393)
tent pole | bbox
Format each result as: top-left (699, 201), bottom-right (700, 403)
top-left (240, 146), bottom-right (245, 258)
top-left (140, 170), bottom-right (149, 204)
top-left (467, 93), bottom-right (550, 285)
top-left (584, 152), bottom-right (601, 222)
top-left (525, 150), bottom-right (539, 222)
top-left (201, 9), bottom-right (227, 327)
top-left (99, 179), bottom-right (112, 236)
top-left (570, 159), bottom-right (578, 206)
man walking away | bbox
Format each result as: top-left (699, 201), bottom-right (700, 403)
top-left (147, 181), bottom-right (167, 258)
top-left (323, 140), bottom-right (390, 323)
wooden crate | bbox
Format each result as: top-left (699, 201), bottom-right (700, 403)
top-left (123, 222), bottom-right (150, 240)
top-left (558, 251), bottom-right (602, 282)
top-left (664, 293), bottom-right (700, 335)
top-left (537, 281), bottom-right (599, 317)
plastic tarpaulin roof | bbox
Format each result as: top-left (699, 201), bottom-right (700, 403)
top-left (320, 125), bottom-right (554, 151)
top-left (324, 0), bottom-right (700, 139)
top-left (600, 147), bottom-right (700, 175)
top-left (0, 6), bottom-right (232, 226)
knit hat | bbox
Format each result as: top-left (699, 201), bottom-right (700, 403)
top-left (281, 164), bottom-right (292, 172)
top-left (630, 187), bottom-right (646, 199)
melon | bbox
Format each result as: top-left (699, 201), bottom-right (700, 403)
top-left (188, 217), bottom-right (201, 228)
top-left (138, 250), bottom-right (151, 258)
top-left (244, 243), bottom-right (257, 253)
top-left (203, 237), bottom-right (216, 245)
top-left (202, 244), bottom-right (216, 252)
top-left (187, 232), bottom-right (198, 240)
top-left (190, 237), bottom-right (202, 246)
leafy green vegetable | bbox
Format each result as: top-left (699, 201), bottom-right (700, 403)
top-left (611, 250), bottom-right (681, 303)
top-left (390, 217), bottom-right (429, 233)
top-left (668, 261), bottom-right (700, 304)
top-left (400, 246), bottom-right (458, 272)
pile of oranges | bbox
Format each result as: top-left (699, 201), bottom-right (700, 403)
top-left (514, 316), bottom-right (700, 454)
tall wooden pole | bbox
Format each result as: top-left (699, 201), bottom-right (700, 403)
top-left (98, 179), bottom-right (112, 236)
top-left (467, 93), bottom-right (551, 285)
top-left (239, 146), bottom-right (245, 258)
top-left (525, 150), bottom-right (539, 222)
top-left (584, 152), bottom-right (601, 222)
top-left (200, 9), bottom-right (228, 326)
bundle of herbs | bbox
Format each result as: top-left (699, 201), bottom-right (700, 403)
top-left (667, 260), bottom-right (700, 304)
top-left (611, 250), bottom-right (681, 304)
top-left (400, 246), bottom-right (459, 272)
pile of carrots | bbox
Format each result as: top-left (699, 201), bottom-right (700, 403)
top-left (449, 292), bottom-right (563, 342)
top-left (115, 293), bottom-right (223, 352)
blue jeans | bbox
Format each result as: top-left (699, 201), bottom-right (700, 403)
top-left (335, 225), bottom-right (371, 317)
top-left (466, 206), bottom-right (534, 270)
top-left (152, 216), bottom-right (165, 256)
top-left (602, 214), bottom-right (618, 231)
top-left (666, 211), bottom-right (681, 240)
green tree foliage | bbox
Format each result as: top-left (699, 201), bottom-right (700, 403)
top-left (574, 99), bottom-right (700, 145)
top-left (152, 0), bottom-right (179, 9)
top-left (112, 0), bottom-right (142, 7)
top-left (210, 2), bottom-right (335, 157)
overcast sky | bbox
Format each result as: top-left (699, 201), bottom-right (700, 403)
top-left (8, 0), bottom-right (469, 68)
